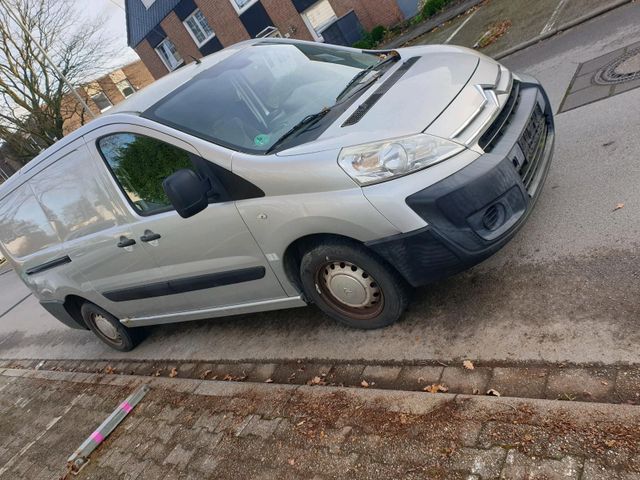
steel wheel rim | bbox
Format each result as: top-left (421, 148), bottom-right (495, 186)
top-left (92, 313), bottom-right (121, 343)
top-left (315, 260), bottom-right (384, 320)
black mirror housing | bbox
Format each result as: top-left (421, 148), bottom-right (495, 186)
top-left (162, 169), bottom-right (209, 218)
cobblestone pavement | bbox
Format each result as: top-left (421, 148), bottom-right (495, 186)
top-left (1, 368), bottom-right (640, 480)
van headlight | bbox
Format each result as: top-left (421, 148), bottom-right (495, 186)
top-left (338, 134), bottom-right (465, 185)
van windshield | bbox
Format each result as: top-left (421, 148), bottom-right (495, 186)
top-left (143, 43), bottom-right (382, 154)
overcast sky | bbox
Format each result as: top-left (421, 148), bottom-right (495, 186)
top-left (75, 0), bottom-right (140, 69)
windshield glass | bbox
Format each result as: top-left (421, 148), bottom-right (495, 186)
top-left (144, 42), bottom-right (381, 154)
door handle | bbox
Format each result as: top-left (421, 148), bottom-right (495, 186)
top-left (140, 230), bottom-right (161, 242)
top-left (117, 236), bottom-right (136, 248)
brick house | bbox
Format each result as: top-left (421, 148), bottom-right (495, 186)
top-left (125, 0), bottom-right (420, 79)
top-left (63, 60), bottom-right (155, 134)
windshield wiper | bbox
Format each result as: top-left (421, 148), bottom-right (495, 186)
top-left (335, 52), bottom-right (401, 103)
top-left (266, 107), bottom-right (331, 154)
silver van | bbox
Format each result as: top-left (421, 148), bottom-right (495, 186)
top-left (0, 39), bottom-right (554, 351)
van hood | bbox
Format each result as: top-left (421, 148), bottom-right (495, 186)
top-left (278, 48), bottom-right (480, 157)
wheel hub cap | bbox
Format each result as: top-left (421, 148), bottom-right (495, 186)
top-left (93, 314), bottom-right (119, 341)
top-left (321, 261), bottom-right (381, 309)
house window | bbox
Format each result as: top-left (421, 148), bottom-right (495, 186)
top-left (116, 79), bottom-right (136, 98)
top-left (228, 0), bottom-right (258, 15)
top-left (91, 92), bottom-right (112, 112)
top-left (155, 38), bottom-right (183, 71)
top-left (302, 0), bottom-right (337, 41)
top-left (184, 9), bottom-right (215, 46)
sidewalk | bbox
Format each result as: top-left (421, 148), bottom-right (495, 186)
top-left (1, 368), bottom-right (640, 479)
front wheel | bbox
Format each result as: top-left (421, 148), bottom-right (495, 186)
top-left (81, 302), bottom-right (144, 351)
top-left (299, 240), bottom-right (410, 329)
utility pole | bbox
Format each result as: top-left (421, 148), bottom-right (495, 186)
top-left (0, 0), bottom-right (96, 119)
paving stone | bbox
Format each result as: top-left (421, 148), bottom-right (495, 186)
top-left (250, 363), bottom-right (278, 381)
top-left (578, 49), bottom-right (624, 75)
top-left (137, 462), bottom-right (168, 480)
top-left (157, 405), bottom-right (185, 423)
top-left (176, 363), bottom-right (197, 377)
top-left (240, 416), bottom-right (282, 439)
top-left (397, 365), bottom-right (444, 390)
top-left (489, 367), bottom-right (547, 398)
top-left (325, 364), bottom-right (366, 386)
top-left (450, 447), bottom-right (507, 479)
top-left (163, 444), bottom-right (195, 469)
top-left (581, 460), bottom-right (640, 479)
top-left (441, 367), bottom-right (492, 394)
top-left (546, 368), bottom-right (615, 402)
top-left (616, 369), bottom-right (640, 404)
top-left (614, 77), bottom-right (640, 94)
top-left (152, 421), bottom-right (180, 443)
top-left (501, 450), bottom-right (582, 479)
top-left (561, 85), bottom-right (613, 112)
top-left (194, 412), bottom-right (225, 432)
top-left (360, 365), bottom-right (402, 387)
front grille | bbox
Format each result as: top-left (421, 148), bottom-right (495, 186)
top-left (479, 80), bottom-right (520, 151)
top-left (517, 104), bottom-right (547, 193)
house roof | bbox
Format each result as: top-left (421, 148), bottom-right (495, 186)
top-left (125, 0), bottom-right (180, 48)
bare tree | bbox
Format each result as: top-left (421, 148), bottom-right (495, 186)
top-left (0, 0), bottom-right (122, 162)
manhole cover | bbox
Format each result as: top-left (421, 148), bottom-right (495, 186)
top-left (594, 48), bottom-right (640, 85)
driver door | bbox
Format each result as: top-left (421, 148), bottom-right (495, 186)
top-left (85, 123), bottom-right (285, 319)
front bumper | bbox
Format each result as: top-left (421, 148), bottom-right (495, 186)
top-left (367, 77), bottom-right (555, 287)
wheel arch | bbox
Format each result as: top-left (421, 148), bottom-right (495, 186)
top-left (282, 233), bottom-right (372, 296)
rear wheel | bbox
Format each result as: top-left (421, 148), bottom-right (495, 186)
top-left (299, 240), bottom-right (410, 329)
top-left (81, 302), bottom-right (143, 351)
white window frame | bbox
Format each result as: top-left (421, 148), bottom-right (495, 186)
top-left (116, 79), bottom-right (136, 98)
top-left (301, 0), bottom-right (337, 42)
top-left (91, 92), bottom-right (112, 112)
top-left (155, 38), bottom-right (183, 71)
top-left (228, 0), bottom-right (259, 15)
top-left (141, 0), bottom-right (157, 8)
top-left (183, 9), bottom-right (215, 47)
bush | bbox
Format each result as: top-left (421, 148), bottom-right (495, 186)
top-left (353, 25), bottom-right (386, 50)
top-left (370, 25), bottom-right (386, 43)
top-left (422, 0), bottom-right (451, 18)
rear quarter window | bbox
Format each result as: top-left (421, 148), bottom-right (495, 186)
top-left (0, 184), bottom-right (59, 259)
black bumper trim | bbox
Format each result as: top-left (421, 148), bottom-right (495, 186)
top-left (367, 80), bottom-right (554, 287)
top-left (40, 300), bottom-right (87, 330)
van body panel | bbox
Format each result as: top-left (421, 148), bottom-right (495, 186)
top-left (80, 122), bottom-right (287, 317)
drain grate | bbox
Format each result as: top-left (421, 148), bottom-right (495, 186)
top-left (594, 47), bottom-right (640, 85)
top-left (559, 42), bottom-right (640, 113)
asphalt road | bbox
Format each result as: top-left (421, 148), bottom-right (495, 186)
top-left (1, 3), bottom-right (639, 364)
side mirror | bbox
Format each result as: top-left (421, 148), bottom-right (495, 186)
top-left (162, 169), bottom-right (209, 218)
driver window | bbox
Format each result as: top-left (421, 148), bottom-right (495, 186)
top-left (98, 133), bottom-right (194, 216)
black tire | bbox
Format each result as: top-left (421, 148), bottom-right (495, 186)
top-left (80, 302), bottom-right (144, 352)
top-left (299, 239), bottom-right (411, 329)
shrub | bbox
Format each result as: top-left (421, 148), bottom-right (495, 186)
top-left (370, 25), bottom-right (386, 43)
top-left (422, 0), bottom-right (451, 18)
top-left (353, 25), bottom-right (386, 49)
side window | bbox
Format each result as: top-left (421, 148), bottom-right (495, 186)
top-left (97, 133), bottom-right (195, 216)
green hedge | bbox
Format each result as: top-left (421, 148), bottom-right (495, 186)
top-left (422, 0), bottom-right (453, 19)
top-left (353, 25), bottom-right (386, 49)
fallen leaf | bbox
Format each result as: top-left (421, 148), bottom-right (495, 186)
top-left (199, 369), bottom-right (212, 379)
top-left (288, 459), bottom-right (295, 466)
top-left (601, 380), bottom-right (609, 386)
top-left (104, 365), bottom-right (115, 375)
top-left (296, 420), bottom-right (306, 426)
top-left (423, 384), bottom-right (448, 393)
top-left (463, 360), bottom-right (475, 370)
top-left (169, 368), bottom-right (178, 378)
top-left (417, 376), bottom-right (425, 384)
top-left (361, 380), bottom-right (369, 388)
top-left (486, 389), bottom-right (501, 397)
top-left (472, 388), bottom-right (480, 395)
top-left (265, 378), bottom-right (274, 383)
top-left (307, 376), bottom-right (326, 386)
top-left (613, 203), bottom-right (624, 212)
top-left (604, 439), bottom-right (616, 448)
